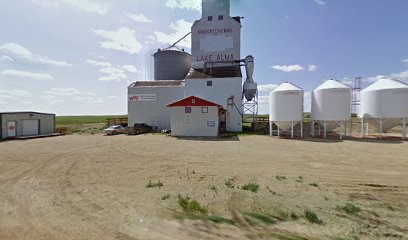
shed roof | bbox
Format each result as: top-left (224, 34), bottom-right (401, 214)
top-left (186, 67), bottom-right (242, 79)
top-left (167, 96), bottom-right (222, 108)
top-left (128, 80), bottom-right (184, 88)
top-left (0, 111), bottom-right (55, 116)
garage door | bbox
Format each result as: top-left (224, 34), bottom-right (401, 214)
top-left (23, 120), bottom-right (39, 136)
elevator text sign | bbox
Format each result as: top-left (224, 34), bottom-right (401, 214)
top-left (129, 94), bottom-right (157, 102)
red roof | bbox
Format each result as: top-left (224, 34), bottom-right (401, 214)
top-left (167, 96), bottom-right (223, 108)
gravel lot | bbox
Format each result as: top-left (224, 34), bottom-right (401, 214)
top-left (0, 134), bottom-right (407, 240)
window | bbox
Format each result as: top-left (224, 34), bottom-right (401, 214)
top-left (207, 80), bottom-right (212, 87)
top-left (202, 107), bottom-right (208, 113)
top-left (185, 107), bottom-right (192, 113)
top-left (208, 16), bottom-right (213, 21)
top-left (192, 99), bottom-right (196, 103)
top-left (218, 15), bottom-right (223, 21)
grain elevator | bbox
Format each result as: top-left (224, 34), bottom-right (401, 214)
top-left (128, 0), bottom-right (257, 135)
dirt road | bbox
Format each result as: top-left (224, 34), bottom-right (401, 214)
top-left (0, 135), bottom-right (407, 240)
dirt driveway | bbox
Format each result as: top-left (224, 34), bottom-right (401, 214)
top-left (0, 134), bottom-right (407, 240)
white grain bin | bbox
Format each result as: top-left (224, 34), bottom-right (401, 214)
top-left (311, 79), bottom-right (352, 138)
top-left (269, 82), bottom-right (304, 138)
top-left (359, 78), bottom-right (408, 137)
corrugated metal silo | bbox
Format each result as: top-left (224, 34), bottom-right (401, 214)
top-left (154, 49), bottom-right (191, 80)
top-left (269, 82), bottom-right (304, 138)
top-left (359, 78), bottom-right (408, 137)
top-left (310, 79), bottom-right (352, 139)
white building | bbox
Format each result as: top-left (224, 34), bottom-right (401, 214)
top-left (128, 0), bottom-right (244, 134)
top-left (0, 112), bottom-right (55, 139)
top-left (167, 96), bottom-right (225, 137)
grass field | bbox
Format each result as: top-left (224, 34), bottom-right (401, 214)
top-left (56, 115), bottom-right (127, 126)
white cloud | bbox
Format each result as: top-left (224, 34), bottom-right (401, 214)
top-left (0, 89), bottom-right (31, 99)
top-left (1, 55), bottom-right (14, 62)
top-left (165, 0), bottom-right (201, 11)
top-left (86, 59), bottom-right (112, 68)
top-left (0, 43), bottom-right (72, 67)
top-left (31, 0), bottom-right (111, 15)
top-left (127, 13), bottom-right (152, 23)
top-left (314, 0), bottom-right (326, 5)
top-left (1, 69), bottom-right (54, 80)
top-left (153, 19), bottom-right (192, 49)
top-left (308, 64), bottom-right (317, 72)
top-left (45, 87), bottom-right (103, 104)
top-left (258, 84), bottom-right (279, 93)
top-left (121, 65), bottom-right (141, 73)
top-left (271, 65), bottom-right (304, 72)
top-left (365, 71), bottom-right (408, 83)
top-left (107, 96), bottom-right (119, 100)
top-left (402, 59), bottom-right (408, 66)
top-left (86, 59), bottom-right (141, 82)
top-left (341, 78), bottom-right (353, 86)
top-left (92, 27), bottom-right (142, 54)
top-left (45, 87), bottom-right (83, 96)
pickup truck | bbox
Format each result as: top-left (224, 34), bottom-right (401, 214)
top-left (127, 123), bottom-right (153, 135)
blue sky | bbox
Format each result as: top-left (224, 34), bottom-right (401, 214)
top-left (0, 0), bottom-right (407, 115)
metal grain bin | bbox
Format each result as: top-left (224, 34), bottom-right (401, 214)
top-left (154, 49), bottom-right (191, 80)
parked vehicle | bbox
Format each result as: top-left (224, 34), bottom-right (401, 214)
top-left (127, 123), bottom-right (153, 135)
top-left (104, 125), bottom-right (126, 135)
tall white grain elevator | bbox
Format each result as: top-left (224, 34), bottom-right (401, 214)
top-left (128, 0), bottom-right (256, 133)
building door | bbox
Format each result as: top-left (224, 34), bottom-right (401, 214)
top-left (22, 120), bottom-right (39, 136)
top-left (6, 121), bottom-right (17, 137)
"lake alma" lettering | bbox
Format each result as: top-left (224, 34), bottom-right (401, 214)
top-left (196, 53), bottom-right (235, 62)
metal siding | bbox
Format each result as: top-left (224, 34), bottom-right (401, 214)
top-left (154, 50), bottom-right (192, 80)
top-left (128, 86), bottom-right (185, 130)
top-left (0, 113), bottom-right (55, 139)
top-left (185, 77), bottom-right (242, 132)
top-left (22, 120), bottom-right (39, 136)
top-left (128, 77), bottom-right (243, 132)
top-left (191, 16), bottom-right (241, 69)
top-left (170, 106), bottom-right (219, 137)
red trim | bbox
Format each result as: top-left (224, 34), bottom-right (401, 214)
top-left (167, 96), bottom-right (222, 108)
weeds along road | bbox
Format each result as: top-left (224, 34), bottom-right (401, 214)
top-left (0, 134), bottom-right (407, 240)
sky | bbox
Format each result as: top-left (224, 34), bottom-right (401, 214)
top-left (0, 0), bottom-right (407, 115)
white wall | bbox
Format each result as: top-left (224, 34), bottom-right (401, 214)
top-left (191, 9), bottom-right (241, 69)
top-left (128, 86), bottom-right (185, 130)
top-left (185, 77), bottom-right (242, 132)
top-left (1, 113), bottom-right (55, 139)
top-left (170, 106), bottom-right (219, 137)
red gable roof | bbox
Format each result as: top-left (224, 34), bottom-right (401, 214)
top-left (167, 96), bottom-right (223, 108)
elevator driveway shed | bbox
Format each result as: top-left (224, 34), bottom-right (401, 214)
top-left (0, 112), bottom-right (55, 140)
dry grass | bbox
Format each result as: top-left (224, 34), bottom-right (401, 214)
top-left (0, 134), bottom-right (407, 240)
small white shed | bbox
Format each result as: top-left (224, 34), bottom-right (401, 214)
top-left (167, 96), bottom-right (224, 137)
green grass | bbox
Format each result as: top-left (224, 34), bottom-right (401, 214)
top-left (177, 195), bottom-right (208, 214)
top-left (146, 180), bottom-right (164, 189)
top-left (339, 203), bottom-right (361, 215)
top-left (210, 185), bottom-right (217, 192)
top-left (186, 213), bottom-right (235, 225)
top-left (56, 115), bottom-right (127, 126)
top-left (309, 183), bottom-right (319, 188)
top-left (241, 182), bottom-right (260, 193)
top-left (276, 175), bottom-right (287, 181)
top-left (304, 209), bottom-right (323, 224)
top-left (266, 186), bottom-right (277, 195)
top-left (161, 194), bottom-right (171, 200)
top-left (225, 179), bottom-right (235, 189)
top-left (243, 212), bottom-right (276, 225)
